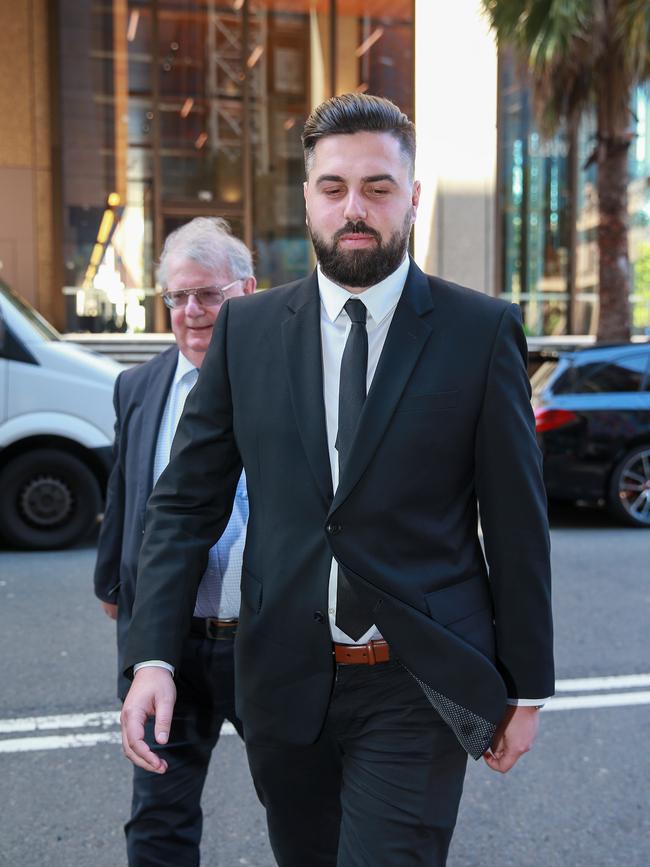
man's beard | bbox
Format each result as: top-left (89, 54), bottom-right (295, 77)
top-left (308, 211), bottom-right (413, 289)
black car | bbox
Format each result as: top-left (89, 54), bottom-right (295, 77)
top-left (531, 342), bottom-right (650, 527)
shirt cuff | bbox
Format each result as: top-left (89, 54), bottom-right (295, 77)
top-left (507, 697), bottom-right (551, 707)
top-left (133, 660), bottom-right (175, 676)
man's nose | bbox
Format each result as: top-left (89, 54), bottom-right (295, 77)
top-left (343, 190), bottom-right (367, 223)
top-left (185, 292), bottom-right (205, 315)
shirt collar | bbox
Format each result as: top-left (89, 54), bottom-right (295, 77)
top-left (317, 254), bottom-right (410, 326)
top-left (174, 350), bottom-right (198, 384)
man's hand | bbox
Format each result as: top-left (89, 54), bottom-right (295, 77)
top-left (100, 601), bottom-right (118, 620)
top-left (120, 667), bottom-right (177, 774)
top-left (483, 705), bottom-right (540, 774)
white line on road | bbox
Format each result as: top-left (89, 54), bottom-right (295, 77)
top-left (0, 732), bottom-right (122, 753)
top-left (0, 721), bottom-right (238, 754)
top-left (545, 691), bottom-right (650, 711)
top-left (0, 711), bottom-right (120, 734)
top-left (1, 673), bottom-right (649, 754)
top-left (555, 673), bottom-right (650, 692)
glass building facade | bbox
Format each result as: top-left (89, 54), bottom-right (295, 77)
top-left (497, 53), bottom-right (650, 336)
top-left (57, 0), bottom-right (414, 331)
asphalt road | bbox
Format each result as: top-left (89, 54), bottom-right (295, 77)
top-left (1, 503), bottom-right (648, 867)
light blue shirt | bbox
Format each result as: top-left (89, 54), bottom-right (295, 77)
top-left (154, 352), bottom-right (248, 619)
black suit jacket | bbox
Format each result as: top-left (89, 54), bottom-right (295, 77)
top-left (94, 347), bottom-right (179, 698)
top-left (125, 261), bottom-right (554, 758)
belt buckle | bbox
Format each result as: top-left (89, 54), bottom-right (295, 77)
top-left (205, 618), bottom-right (237, 640)
top-left (205, 618), bottom-right (220, 640)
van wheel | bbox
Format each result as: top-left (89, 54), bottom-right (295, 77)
top-left (0, 449), bottom-right (101, 549)
top-left (607, 445), bottom-right (650, 528)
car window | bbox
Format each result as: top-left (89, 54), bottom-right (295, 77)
top-left (531, 358), bottom-right (579, 395)
top-left (530, 360), bottom-right (557, 393)
top-left (0, 279), bottom-right (60, 342)
top-left (574, 352), bottom-right (650, 393)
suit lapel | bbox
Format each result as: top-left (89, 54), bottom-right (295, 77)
top-left (330, 261), bottom-right (435, 514)
top-left (282, 272), bottom-right (333, 505)
top-left (136, 347), bottom-right (179, 515)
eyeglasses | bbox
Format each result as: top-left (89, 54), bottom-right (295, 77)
top-left (161, 280), bottom-right (242, 309)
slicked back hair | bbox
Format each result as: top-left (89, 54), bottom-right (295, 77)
top-left (302, 93), bottom-right (416, 178)
top-left (156, 217), bottom-right (253, 288)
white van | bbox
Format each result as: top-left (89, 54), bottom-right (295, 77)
top-left (0, 280), bottom-right (122, 549)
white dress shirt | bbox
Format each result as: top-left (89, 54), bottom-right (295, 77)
top-left (317, 259), bottom-right (546, 705)
top-left (318, 255), bottom-right (410, 645)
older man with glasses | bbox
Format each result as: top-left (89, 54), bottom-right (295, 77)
top-left (94, 216), bottom-right (255, 866)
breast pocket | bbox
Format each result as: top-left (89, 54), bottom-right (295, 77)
top-left (395, 389), bottom-right (459, 414)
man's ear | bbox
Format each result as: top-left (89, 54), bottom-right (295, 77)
top-left (243, 276), bottom-right (256, 295)
top-left (411, 180), bottom-right (421, 220)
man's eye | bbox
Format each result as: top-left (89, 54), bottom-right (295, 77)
top-left (370, 188), bottom-right (389, 196)
top-left (199, 291), bottom-right (222, 305)
top-left (323, 187), bottom-right (343, 196)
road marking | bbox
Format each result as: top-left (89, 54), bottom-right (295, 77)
top-left (1, 674), bottom-right (649, 754)
top-left (0, 711), bottom-right (120, 734)
top-left (545, 691), bottom-right (650, 711)
top-left (0, 719), bottom-right (238, 753)
top-left (0, 732), bottom-right (122, 753)
top-left (555, 673), bottom-right (650, 692)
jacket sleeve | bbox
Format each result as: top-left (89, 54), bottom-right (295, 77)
top-left (124, 301), bottom-right (243, 673)
top-left (93, 372), bottom-right (126, 603)
top-left (474, 303), bottom-right (554, 701)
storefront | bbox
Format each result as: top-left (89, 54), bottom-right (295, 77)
top-left (2, 0), bottom-right (648, 336)
top-left (57, 0), bottom-right (414, 331)
top-left (498, 53), bottom-right (650, 336)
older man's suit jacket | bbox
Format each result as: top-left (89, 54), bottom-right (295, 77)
top-left (94, 347), bottom-right (180, 699)
top-left (125, 261), bottom-right (554, 759)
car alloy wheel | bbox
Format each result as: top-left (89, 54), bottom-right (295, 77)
top-left (608, 445), bottom-right (650, 528)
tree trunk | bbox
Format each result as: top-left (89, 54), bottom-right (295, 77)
top-left (596, 137), bottom-right (631, 342)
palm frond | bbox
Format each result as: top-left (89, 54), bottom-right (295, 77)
top-left (482, 0), bottom-right (599, 134)
top-left (616, 0), bottom-right (650, 81)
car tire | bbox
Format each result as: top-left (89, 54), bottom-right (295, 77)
top-left (607, 445), bottom-right (650, 528)
top-left (0, 449), bottom-right (102, 549)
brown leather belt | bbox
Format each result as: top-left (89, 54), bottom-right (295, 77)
top-left (190, 617), bottom-right (238, 640)
top-left (333, 639), bottom-right (390, 665)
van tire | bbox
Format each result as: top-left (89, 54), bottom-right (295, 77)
top-left (0, 449), bottom-right (102, 549)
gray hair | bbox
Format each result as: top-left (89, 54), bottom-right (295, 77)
top-left (156, 217), bottom-right (253, 287)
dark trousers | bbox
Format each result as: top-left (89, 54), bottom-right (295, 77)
top-left (245, 658), bottom-right (468, 867)
top-left (125, 633), bottom-right (243, 867)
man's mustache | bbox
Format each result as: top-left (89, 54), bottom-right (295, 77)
top-left (332, 222), bottom-right (381, 244)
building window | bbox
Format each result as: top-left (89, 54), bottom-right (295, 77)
top-left (497, 51), bottom-right (571, 337)
top-left (57, 0), bottom-right (414, 332)
top-left (497, 54), bottom-right (650, 336)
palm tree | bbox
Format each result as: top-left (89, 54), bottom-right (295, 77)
top-left (482, 0), bottom-right (650, 341)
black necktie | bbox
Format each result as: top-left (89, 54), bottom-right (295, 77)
top-left (335, 298), bottom-right (373, 640)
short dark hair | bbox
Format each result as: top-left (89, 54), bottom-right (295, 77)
top-left (302, 93), bottom-right (416, 177)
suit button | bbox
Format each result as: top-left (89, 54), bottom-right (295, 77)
top-left (326, 523), bottom-right (342, 535)
top-left (313, 610), bottom-right (325, 623)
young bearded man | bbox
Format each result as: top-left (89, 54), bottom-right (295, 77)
top-left (119, 95), bottom-right (553, 867)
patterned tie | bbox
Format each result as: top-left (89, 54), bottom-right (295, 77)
top-left (335, 298), bottom-right (373, 640)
